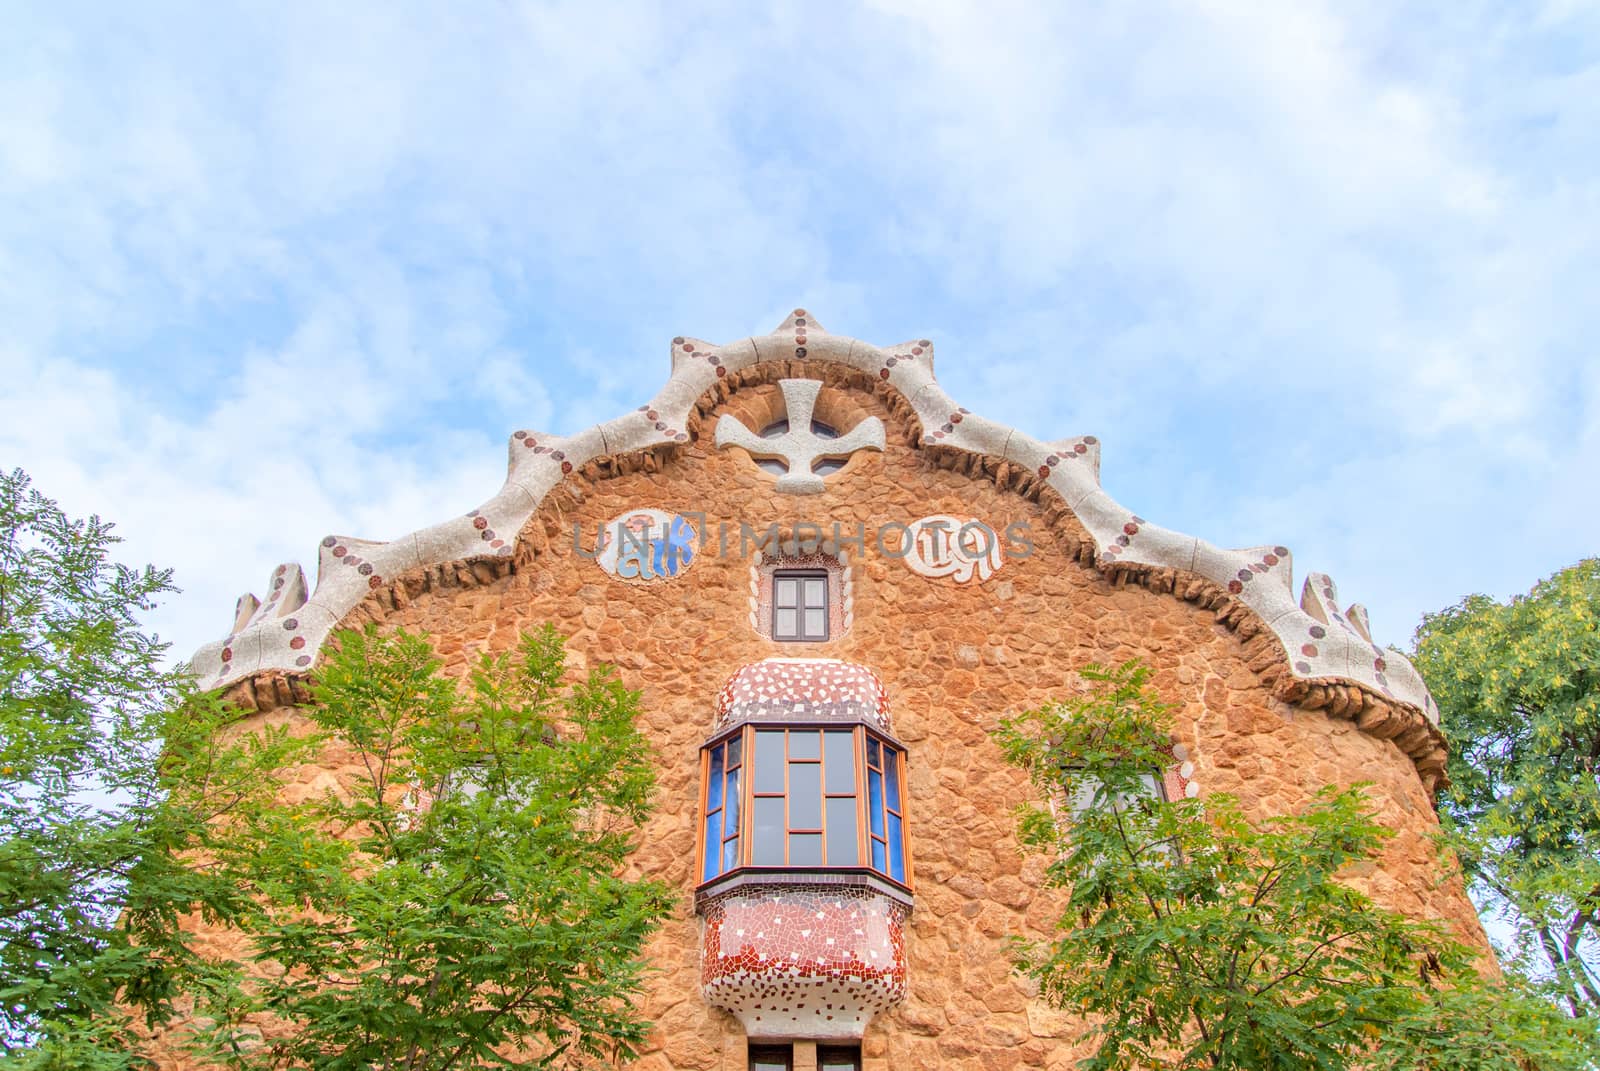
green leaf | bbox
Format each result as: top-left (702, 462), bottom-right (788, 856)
top-left (997, 657), bottom-right (1594, 1071)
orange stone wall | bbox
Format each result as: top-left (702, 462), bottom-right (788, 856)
top-left (171, 373), bottom-right (1487, 1070)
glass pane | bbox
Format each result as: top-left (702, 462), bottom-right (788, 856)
top-left (723, 769), bottom-right (740, 835)
top-left (774, 607), bottom-right (798, 638)
top-left (789, 833), bottom-right (823, 866)
top-left (789, 763), bottom-right (821, 828)
top-left (871, 837), bottom-right (886, 872)
top-left (775, 577), bottom-right (798, 608)
top-left (750, 1048), bottom-right (791, 1071)
top-left (804, 608), bottom-right (827, 638)
top-left (868, 770), bottom-right (885, 836)
top-left (804, 577), bottom-right (826, 607)
top-left (754, 732), bottom-right (786, 793)
top-left (726, 733), bottom-right (742, 768)
top-left (883, 747), bottom-right (901, 810)
top-left (706, 745), bottom-right (724, 812)
top-left (819, 1047), bottom-right (861, 1071)
top-left (703, 812), bottom-right (720, 880)
top-left (867, 737), bottom-right (881, 768)
top-left (887, 814), bottom-right (905, 882)
top-left (826, 798), bottom-right (859, 864)
top-left (788, 731), bottom-right (820, 759)
top-left (722, 835), bottom-right (739, 871)
top-left (1068, 775), bottom-right (1101, 815)
top-left (753, 798), bottom-right (785, 864)
top-left (824, 732), bottom-right (855, 793)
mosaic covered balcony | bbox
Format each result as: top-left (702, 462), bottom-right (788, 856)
top-left (696, 659), bottom-right (910, 1040)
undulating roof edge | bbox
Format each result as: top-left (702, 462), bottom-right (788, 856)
top-left (189, 309), bottom-right (1440, 740)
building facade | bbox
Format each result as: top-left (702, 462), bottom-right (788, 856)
top-left (184, 312), bottom-right (1485, 1069)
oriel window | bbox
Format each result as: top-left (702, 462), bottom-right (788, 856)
top-left (700, 726), bottom-right (909, 886)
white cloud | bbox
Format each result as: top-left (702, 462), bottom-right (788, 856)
top-left (0, 0), bottom-right (1595, 667)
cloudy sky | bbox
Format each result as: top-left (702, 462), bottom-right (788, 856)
top-left (2, 1), bottom-right (1596, 668)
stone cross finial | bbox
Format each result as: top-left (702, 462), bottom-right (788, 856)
top-left (715, 379), bottom-right (885, 494)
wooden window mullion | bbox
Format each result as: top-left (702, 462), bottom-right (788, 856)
top-left (707, 742), bottom-right (720, 877)
top-left (783, 731), bottom-right (791, 863)
top-left (725, 729), bottom-right (744, 869)
top-left (855, 726), bottom-right (868, 870)
top-left (739, 727), bottom-right (751, 866)
top-left (700, 725), bottom-right (911, 891)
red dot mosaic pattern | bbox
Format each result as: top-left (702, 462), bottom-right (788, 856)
top-left (216, 562), bottom-right (310, 681)
top-left (1297, 572), bottom-right (1405, 701)
top-left (462, 508), bottom-right (515, 557)
top-left (1224, 546), bottom-right (1291, 595)
top-left (1096, 512), bottom-right (1149, 563)
top-left (876, 334), bottom-right (932, 383)
top-left (701, 885), bottom-right (908, 1040)
top-left (715, 659), bottom-right (892, 732)
top-left (1035, 435), bottom-right (1099, 478)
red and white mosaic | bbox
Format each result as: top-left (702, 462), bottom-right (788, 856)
top-left (1165, 741), bottom-right (1201, 800)
top-left (701, 885), bottom-right (907, 1040)
top-left (715, 659), bottom-right (891, 732)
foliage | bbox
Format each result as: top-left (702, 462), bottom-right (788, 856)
top-left (1367, 979), bottom-right (1596, 1071)
top-left (1412, 559), bottom-right (1600, 1017)
top-left (190, 625), bottom-right (676, 1071)
top-left (997, 660), bottom-right (1593, 1071)
top-left (0, 470), bottom-right (669, 1069)
top-left (0, 468), bottom-right (293, 1068)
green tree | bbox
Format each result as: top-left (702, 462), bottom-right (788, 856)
top-left (997, 660), bottom-right (1591, 1071)
top-left (1412, 559), bottom-right (1600, 1017)
top-left (190, 625), bottom-right (676, 1071)
top-left (0, 469), bottom-right (290, 1069)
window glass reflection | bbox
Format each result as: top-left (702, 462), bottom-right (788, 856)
top-left (700, 727), bottom-right (908, 884)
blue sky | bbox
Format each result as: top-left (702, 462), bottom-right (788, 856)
top-left (2, 1), bottom-right (1597, 668)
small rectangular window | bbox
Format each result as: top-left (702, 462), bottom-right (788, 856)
top-left (818, 1044), bottom-right (862, 1070)
top-left (772, 569), bottom-right (828, 641)
top-left (1065, 770), bottom-right (1167, 815)
top-left (750, 1044), bottom-right (792, 1070)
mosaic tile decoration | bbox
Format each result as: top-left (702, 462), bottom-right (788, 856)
top-left (1293, 571), bottom-right (1418, 706)
top-left (186, 309), bottom-right (1438, 730)
top-left (700, 884), bottom-right (907, 1040)
top-left (715, 659), bottom-right (892, 733)
top-left (899, 514), bottom-right (1004, 584)
top-left (748, 550), bottom-right (851, 640)
top-left (1166, 741), bottom-right (1201, 800)
top-left (588, 508), bottom-right (699, 582)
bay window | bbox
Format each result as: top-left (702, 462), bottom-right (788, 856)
top-left (700, 726), bottom-right (908, 886)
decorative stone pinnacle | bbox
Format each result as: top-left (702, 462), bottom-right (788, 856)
top-left (713, 379), bottom-right (885, 494)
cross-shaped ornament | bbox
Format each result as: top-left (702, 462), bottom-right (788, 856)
top-left (714, 379), bottom-right (886, 494)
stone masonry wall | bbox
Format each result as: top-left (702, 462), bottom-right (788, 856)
top-left (164, 377), bottom-right (1487, 1070)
